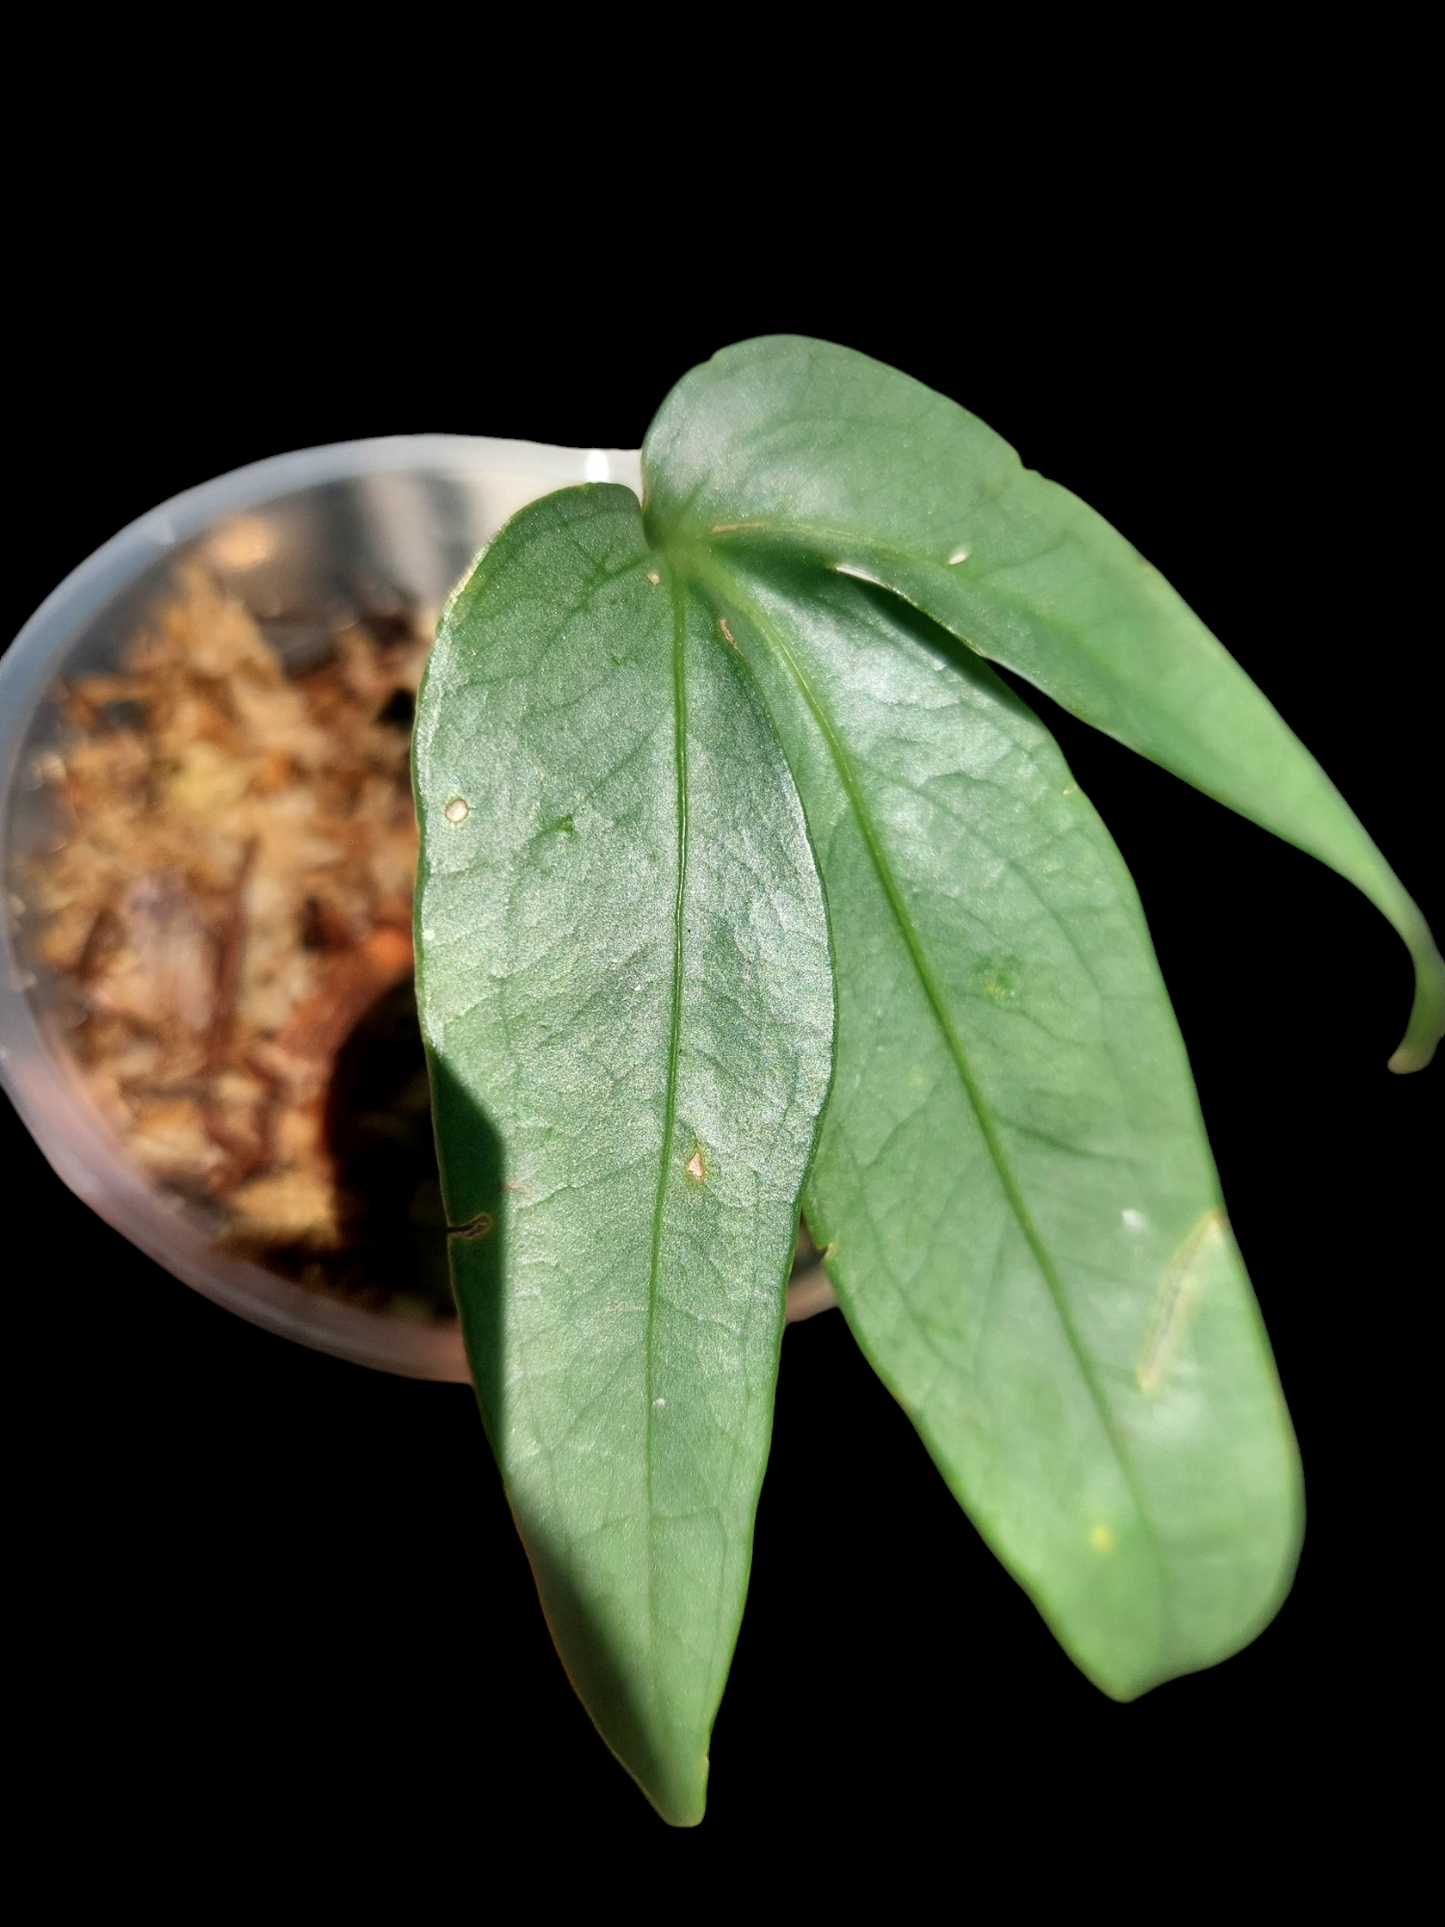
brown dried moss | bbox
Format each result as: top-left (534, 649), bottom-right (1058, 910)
top-left (28, 561), bottom-right (452, 1322)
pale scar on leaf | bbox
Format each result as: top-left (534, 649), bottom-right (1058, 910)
top-left (1135, 1207), bottom-right (1228, 1392)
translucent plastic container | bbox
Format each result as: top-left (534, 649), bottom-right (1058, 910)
top-left (0, 436), bottom-right (642, 1380)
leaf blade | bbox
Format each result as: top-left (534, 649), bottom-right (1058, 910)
top-left (647, 335), bottom-right (1443, 1069)
top-left (415, 486), bottom-right (833, 1821)
top-left (700, 555), bottom-right (1302, 1696)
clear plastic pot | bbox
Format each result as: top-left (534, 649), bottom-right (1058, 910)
top-left (0, 436), bottom-right (642, 1381)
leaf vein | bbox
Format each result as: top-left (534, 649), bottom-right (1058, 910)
top-left (707, 560), bottom-right (1165, 1580)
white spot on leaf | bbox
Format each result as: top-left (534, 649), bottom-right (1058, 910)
top-left (947, 545), bottom-right (970, 565)
top-left (444, 798), bottom-right (470, 824)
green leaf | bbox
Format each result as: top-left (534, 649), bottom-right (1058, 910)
top-left (413, 485), bottom-right (833, 1824)
top-left (646, 336), bottom-right (1444, 1072)
top-left (688, 554), bottom-right (1301, 1695)
top-left (418, 338), bottom-right (1437, 1812)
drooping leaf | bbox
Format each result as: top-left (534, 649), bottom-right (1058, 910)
top-left (645, 336), bottom-right (1444, 1071)
top-left (414, 486), bottom-right (833, 1824)
top-left (689, 553), bottom-right (1301, 1696)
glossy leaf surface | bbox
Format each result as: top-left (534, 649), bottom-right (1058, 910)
top-left (414, 487), bottom-right (832, 1824)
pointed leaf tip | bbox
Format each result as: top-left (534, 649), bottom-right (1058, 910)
top-left (415, 483), bottom-right (832, 1826)
top-left (1387, 932), bottom-right (1445, 1073)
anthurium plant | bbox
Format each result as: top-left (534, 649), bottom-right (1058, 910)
top-left (412, 337), bottom-right (1442, 1825)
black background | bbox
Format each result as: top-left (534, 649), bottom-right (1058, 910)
top-left (7, 143), bottom-right (1434, 1888)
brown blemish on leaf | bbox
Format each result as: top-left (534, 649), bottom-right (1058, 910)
top-left (450, 1211), bottom-right (495, 1240)
top-left (685, 1148), bottom-right (706, 1182)
top-left (717, 619), bottom-right (736, 647)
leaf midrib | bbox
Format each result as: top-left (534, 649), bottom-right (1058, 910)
top-left (688, 513), bottom-right (1442, 1033)
top-left (641, 563), bottom-right (690, 1667)
top-left (697, 552), bottom-right (1165, 1584)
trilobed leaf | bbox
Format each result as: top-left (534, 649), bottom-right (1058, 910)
top-left (417, 339), bottom-right (1440, 1821)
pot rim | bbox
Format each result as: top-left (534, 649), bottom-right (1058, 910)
top-left (0, 434), bottom-right (642, 1380)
